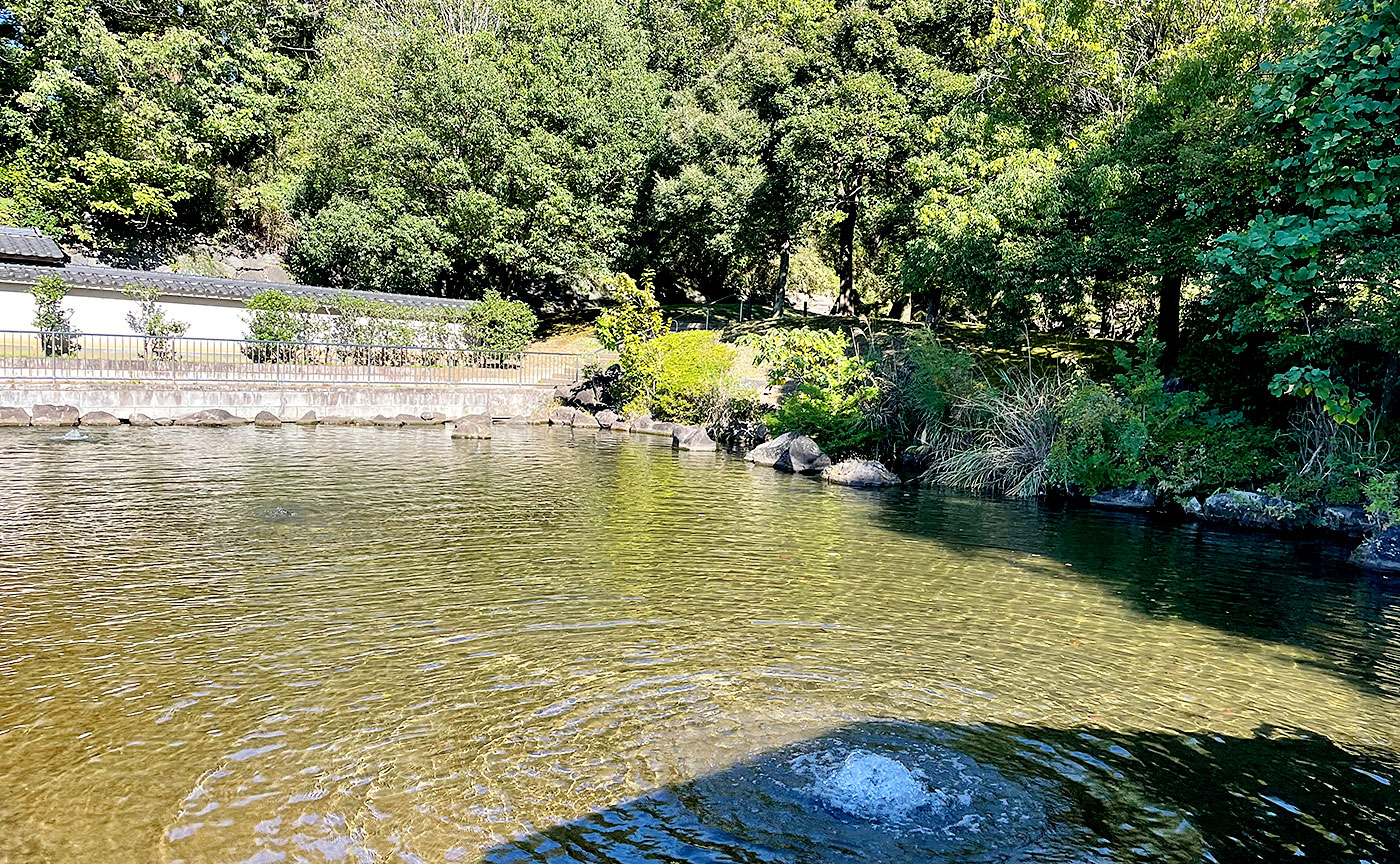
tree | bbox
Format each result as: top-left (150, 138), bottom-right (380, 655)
top-left (0, 0), bottom-right (325, 253)
top-left (1205, 0), bottom-right (1400, 403)
top-left (287, 0), bottom-right (663, 306)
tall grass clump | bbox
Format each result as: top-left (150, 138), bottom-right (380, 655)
top-left (915, 367), bottom-right (1076, 498)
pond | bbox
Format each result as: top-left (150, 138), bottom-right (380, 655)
top-left (1, 425), bottom-right (1397, 863)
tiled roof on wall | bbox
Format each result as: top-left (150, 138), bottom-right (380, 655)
top-left (0, 262), bottom-right (475, 310)
top-left (0, 227), bottom-right (68, 265)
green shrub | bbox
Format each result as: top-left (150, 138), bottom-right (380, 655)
top-left (904, 332), bottom-right (980, 425)
top-left (766, 383), bottom-right (886, 458)
top-left (747, 327), bottom-right (899, 457)
top-left (31, 276), bottom-right (81, 356)
top-left (595, 272), bottom-right (666, 351)
top-left (243, 289), bottom-right (321, 362)
top-left (465, 290), bottom-right (538, 351)
top-left (748, 328), bottom-right (855, 389)
top-left (619, 330), bottom-right (740, 424)
top-left (1146, 413), bottom-right (1280, 496)
top-left (1047, 382), bottom-right (1148, 494)
top-left (123, 284), bottom-right (190, 361)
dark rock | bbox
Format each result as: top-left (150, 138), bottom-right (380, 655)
top-left (31, 404), bottom-right (79, 427)
top-left (821, 459), bottom-right (900, 487)
top-left (1089, 485), bottom-right (1157, 511)
top-left (1350, 526), bottom-right (1400, 572)
top-left (899, 448), bottom-right (932, 476)
top-left (672, 425), bottom-right (717, 451)
top-left (80, 411), bottom-right (121, 427)
top-left (746, 431), bottom-right (800, 466)
top-left (1202, 489), bottom-right (1308, 530)
top-left (1180, 496), bottom-right (1204, 519)
top-left (711, 418), bottom-right (770, 449)
top-left (174, 409), bottom-right (250, 427)
top-left (295, 411), bottom-right (319, 425)
top-left (774, 435), bottom-right (830, 474)
top-left (1313, 504), bottom-right (1375, 537)
top-left (596, 409), bottom-right (620, 429)
top-left (0, 407), bottom-right (30, 427)
top-left (128, 413), bottom-right (157, 427)
top-left (254, 411), bottom-right (282, 427)
top-left (575, 387), bottom-right (606, 409)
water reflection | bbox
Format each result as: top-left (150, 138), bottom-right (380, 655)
top-left (0, 425), bottom-right (1397, 862)
top-left (872, 491), bottom-right (1400, 698)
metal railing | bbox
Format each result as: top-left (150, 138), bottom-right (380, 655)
top-left (0, 330), bottom-right (586, 387)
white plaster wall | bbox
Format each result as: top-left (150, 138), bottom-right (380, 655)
top-left (0, 282), bottom-right (252, 340)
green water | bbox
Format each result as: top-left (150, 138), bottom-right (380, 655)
top-left (0, 425), bottom-right (1396, 863)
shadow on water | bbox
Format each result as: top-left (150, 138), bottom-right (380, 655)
top-left (865, 490), bottom-right (1400, 698)
top-left (482, 719), bottom-right (1398, 864)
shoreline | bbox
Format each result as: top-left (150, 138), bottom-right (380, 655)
top-left (5, 398), bottom-right (1397, 575)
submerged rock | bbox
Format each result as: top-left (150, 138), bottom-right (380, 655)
top-left (672, 425), bottom-right (717, 451)
top-left (254, 411), bottom-right (282, 427)
top-left (550, 406), bottom-right (581, 426)
top-left (79, 411), bottom-right (121, 427)
top-left (0, 407), bottom-right (30, 427)
top-left (174, 409), bottom-right (249, 427)
top-left (1090, 485), bottom-right (1157, 511)
top-left (747, 431), bottom-right (800, 466)
top-left (1203, 489), bottom-right (1308, 530)
top-left (775, 435), bottom-right (831, 474)
top-left (821, 459), bottom-right (900, 488)
top-left (1351, 526), bottom-right (1400, 573)
top-left (452, 415), bottom-right (493, 439)
top-left (31, 404), bottom-right (79, 427)
top-left (629, 415), bottom-right (677, 437)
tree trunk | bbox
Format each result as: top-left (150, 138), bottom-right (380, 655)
top-left (922, 284), bottom-right (943, 329)
top-left (1381, 353), bottom-right (1400, 419)
top-left (1157, 270), bottom-right (1183, 374)
top-left (889, 293), bottom-right (909, 321)
top-left (771, 241), bottom-right (791, 318)
top-left (832, 179), bottom-right (860, 316)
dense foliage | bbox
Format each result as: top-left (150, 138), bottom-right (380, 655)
top-left (7, 0), bottom-right (1399, 476)
top-left (617, 330), bottom-right (744, 424)
top-left (242, 288), bottom-right (537, 352)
